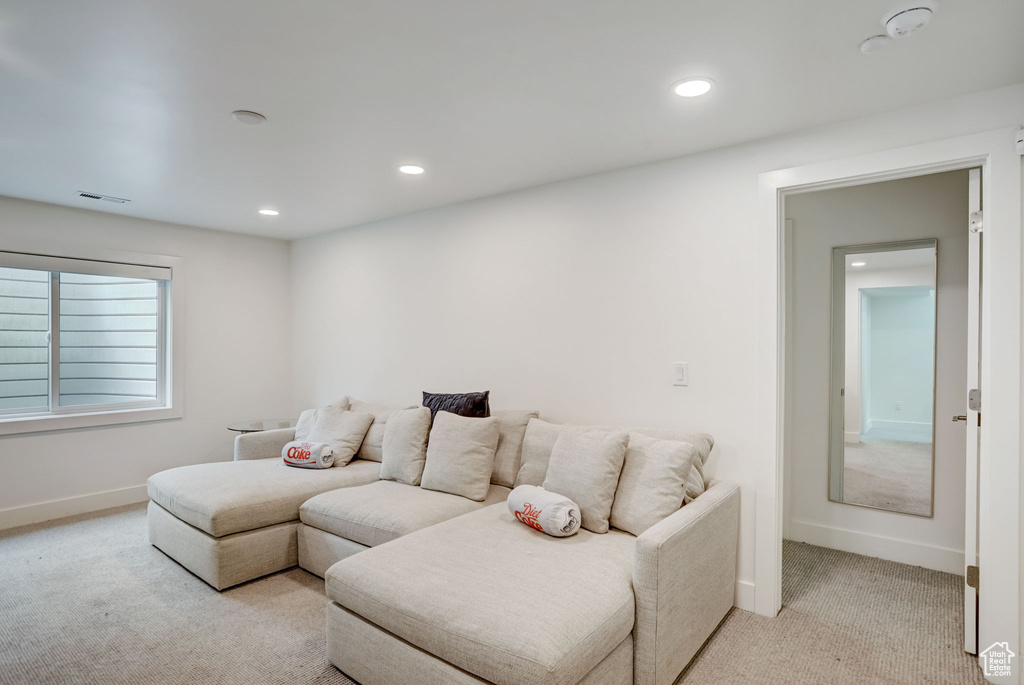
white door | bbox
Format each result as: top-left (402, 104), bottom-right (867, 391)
top-left (963, 167), bottom-right (982, 655)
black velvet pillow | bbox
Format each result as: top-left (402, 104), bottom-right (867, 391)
top-left (422, 391), bottom-right (491, 419)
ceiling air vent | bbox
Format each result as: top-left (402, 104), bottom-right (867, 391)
top-left (76, 191), bottom-right (130, 204)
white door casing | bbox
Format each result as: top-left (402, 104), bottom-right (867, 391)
top-left (963, 167), bottom-right (982, 655)
top-left (756, 129), bottom-right (1020, 684)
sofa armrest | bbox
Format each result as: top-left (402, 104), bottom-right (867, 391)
top-left (233, 427), bottom-right (296, 461)
top-left (632, 479), bottom-right (740, 685)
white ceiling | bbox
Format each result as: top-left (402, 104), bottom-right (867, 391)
top-left (1, 1), bottom-right (1022, 240)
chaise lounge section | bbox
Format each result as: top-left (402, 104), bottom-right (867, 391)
top-left (146, 426), bottom-right (382, 589)
top-left (323, 418), bottom-right (739, 685)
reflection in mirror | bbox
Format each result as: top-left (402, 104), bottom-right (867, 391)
top-left (828, 240), bottom-right (937, 516)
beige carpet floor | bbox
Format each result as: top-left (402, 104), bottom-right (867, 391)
top-left (842, 437), bottom-right (933, 515)
top-left (0, 505), bottom-right (982, 685)
top-left (0, 503), bottom-right (357, 685)
top-left (677, 541), bottom-right (983, 685)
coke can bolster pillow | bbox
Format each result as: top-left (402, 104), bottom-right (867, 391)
top-left (507, 485), bottom-right (581, 537)
top-left (282, 441), bottom-right (334, 469)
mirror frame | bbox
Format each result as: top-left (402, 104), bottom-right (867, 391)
top-left (827, 238), bottom-right (938, 517)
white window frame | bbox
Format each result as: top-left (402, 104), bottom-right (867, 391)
top-left (0, 240), bottom-right (184, 435)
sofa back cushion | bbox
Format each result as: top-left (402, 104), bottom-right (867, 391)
top-left (542, 429), bottom-right (629, 534)
top-left (489, 409), bottom-right (540, 488)
top-left (609, 433), bottom-right (700, 535)
top-left (421, 412), bottom-right (500, 501)
top-left (379, 407), bottom-right (432, 485)
top-left (349, 399), bottom-right (417, 462)
top-left (515, 418), bottom-right (713, 503)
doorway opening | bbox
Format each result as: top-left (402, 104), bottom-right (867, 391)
top-left (777, 169), bottom-right (979, 681)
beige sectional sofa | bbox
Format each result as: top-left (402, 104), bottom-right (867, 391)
top-left (146, 402), bottom-right (740, 685)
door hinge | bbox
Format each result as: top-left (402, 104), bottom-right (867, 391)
top-left (966, 565), bottom-right (979, 590)
top-left (968, 388), bottom-right (981, 412)
top-left (970, 211), bottom-right (984, 233)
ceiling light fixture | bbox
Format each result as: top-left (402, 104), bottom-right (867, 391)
top-left (258, 208), bottom-right (279, 216)
top-left (398, 164), bottom-right (425, 175)
top-left (673, 78), bottom-right (714, 98)
top-left (851, 262), bottom-right (867, 267)
top-left (860, 35), bottom-right (892, 54)
top-left (232, 110), bottom-right (267, 125)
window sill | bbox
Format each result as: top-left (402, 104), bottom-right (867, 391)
top-left (0, 405), bottom-right (183, 436)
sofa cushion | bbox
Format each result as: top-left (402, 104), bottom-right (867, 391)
top-left (516, 418), bottom-right (714, 503)
top-left (609, 433), bottom-right (699, 536)
top-left (420, 412), bottom-right (500, 501)
top-left (300, 480), bottom-right (511, 548)
top-left (379, 407), bottom-right (432, 485)
top-left (349, 399), bottom-right (417, 462)
top-left (146, 458), bottom-right (381, 537)
top-left (326, 504), bottom-right (635, 685)
top-left (542, 429), bottom-right (628, 534)
top-left (490, 409), bottom-right (540, 488)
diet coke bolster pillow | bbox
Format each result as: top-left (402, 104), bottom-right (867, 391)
top-left (282, 441), bottom-right (334, 469)
top-left (507, 485), bottom-right (581, 537)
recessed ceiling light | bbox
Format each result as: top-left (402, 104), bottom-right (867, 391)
top-left (860, 35), bottom-right (892, 54)
top-left (258, 209), bottom-right (279, 216)
top-left (232, 110), bottom-right (267, 125)
top-left (851, 262), bottom-right (867, 267)
top-left (398, 164), bottom-right (425, 175)
top-left (673, 78), bottom-right (714, 98)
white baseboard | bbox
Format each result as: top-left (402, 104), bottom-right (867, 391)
top-left (734, 579), bottom-right (756, 612)
top-left (788, 519), bottom-right (963, 574)
top-left (864, 419), bottom-right (932, 442)
top-left (844, 431), bottom-right (860, 443)
top-left (0, 484), bottom-right (148, 531)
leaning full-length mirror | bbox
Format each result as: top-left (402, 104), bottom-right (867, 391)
top-left (828, 239), bottom-right (937, 516)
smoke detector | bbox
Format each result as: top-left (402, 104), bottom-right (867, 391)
top-left (882, 2), bottom-right (937, 38)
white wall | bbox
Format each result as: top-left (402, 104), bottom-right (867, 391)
top-left (784, 171), bottom-right (968, 573)
top-left (863, 287), bottom-right (935, 437)
top-left (290, 83), bottom-right (1024, 608)
top-left (0, 197), bottom-right (292, 528)
top-left (843, 266), bottom-right (934, 442)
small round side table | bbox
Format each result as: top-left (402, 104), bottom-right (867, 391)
top-left (227, 419), bottom-right (297, 434)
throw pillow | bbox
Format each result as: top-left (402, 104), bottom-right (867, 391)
top-left (542, 428), bottom-right (629, 534)
top-left (490, 409), bottom-right (541, 488)
top-left (515, 418), bottom-right (564, 487)
top-left (293, 396), bottom-right (352, 440)
top-left (349, 399), bottom-right (417, 462)
top-left (609, 434), bottom-right (700, 536)
top-left (295, 407), bottom-right (373, 466)
top-left (421, 390), bottom-right (490, 419)
top-left (379, 407), bottom-right (432, 485)
top-left (420, 412), bottom-right (500, 501)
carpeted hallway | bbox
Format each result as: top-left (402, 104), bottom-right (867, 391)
top-left (0, 505), bottom-right (983, 685)
top-left (678, 541), bottom-right (983, 685)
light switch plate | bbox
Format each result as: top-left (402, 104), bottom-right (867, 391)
top-left (673, 362), bottom-right (689, 386)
